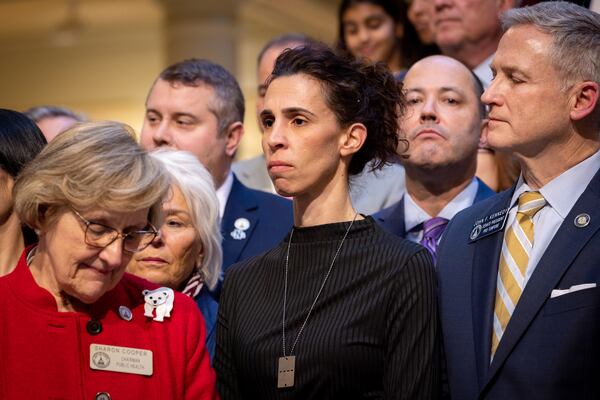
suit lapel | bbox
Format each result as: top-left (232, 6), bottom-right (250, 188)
top-left (482, 170), bottom-right (600, 392)
top-left (474, 178), bottom-right (496, 203)
top-left (377, 180), bottom-right (492, 239)
top-left (221, 176), bottom-right (259, 269)
top-left (470, 189), bottom-right (514, 388)
top-left (377, 196), bottom-right (407, 237)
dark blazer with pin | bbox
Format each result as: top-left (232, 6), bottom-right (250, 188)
top-left (221, 175), bottom-right (293, 273)
top-left (374, 178), bottom-right (495, 238)
top-left (436, 169), bottom-right (600, 399)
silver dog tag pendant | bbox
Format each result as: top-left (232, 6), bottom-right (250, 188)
top-left (277, 356), bottom-right (295, 389)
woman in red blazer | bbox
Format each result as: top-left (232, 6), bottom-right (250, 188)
top-left (0, 121), bottom-right (218, 400)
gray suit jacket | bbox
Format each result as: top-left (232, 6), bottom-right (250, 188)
top-left (233, 156), bottom-right (406, 215)
top-left (232, 155), bottom-right (274, 194)
top-left (349, 161), bottom-right (406, 215)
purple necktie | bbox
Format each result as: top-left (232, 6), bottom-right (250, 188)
top-left (419, 217), bottom-right (449, 264)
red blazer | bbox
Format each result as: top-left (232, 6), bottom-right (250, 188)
top-left (0, 249), bottom-right (219, 400)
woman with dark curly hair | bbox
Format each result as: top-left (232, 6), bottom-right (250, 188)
top-left (214, 43), bottom-right (440, 399)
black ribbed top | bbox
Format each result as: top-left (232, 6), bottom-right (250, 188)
top-left (215, 216), bottom-right (440, 399)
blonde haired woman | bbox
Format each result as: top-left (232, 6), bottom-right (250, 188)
top-left (0, 122), bottom-right (218, 399)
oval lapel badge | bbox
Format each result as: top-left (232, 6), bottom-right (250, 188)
top-left (118, 306), bottom-right (133, 321)
top-left (574, 213), bottom-right (590, 228)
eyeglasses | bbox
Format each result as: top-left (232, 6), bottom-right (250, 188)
top-left (71, 208), bottom-right (158, 253)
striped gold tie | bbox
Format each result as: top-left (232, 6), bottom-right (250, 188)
top-left (491, 191), bottom-right (546, 359)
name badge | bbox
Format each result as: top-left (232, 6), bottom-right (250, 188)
top-left (469, 207), bottom-right (510, 242)
top-left (90, 344), bottom-right (153, 376)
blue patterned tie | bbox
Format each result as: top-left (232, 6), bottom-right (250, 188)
top-left (419, 217), bottom-right (449, 264)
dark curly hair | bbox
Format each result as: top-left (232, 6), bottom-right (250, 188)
top-left (269, 43), bottom-right (407, 175)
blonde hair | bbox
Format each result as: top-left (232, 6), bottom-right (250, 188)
top-left (14, 121), bottom-right (169, 229)
top-left (150, 149), bottom-right (223, 290)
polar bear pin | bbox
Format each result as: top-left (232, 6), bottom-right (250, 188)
top-left (143, 287), bottom-right (175, 322)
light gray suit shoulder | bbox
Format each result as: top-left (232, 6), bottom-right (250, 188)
top-left (350, 161), bottom-right (405, 215)
top-left (232, 155), bottom-right (274, 194)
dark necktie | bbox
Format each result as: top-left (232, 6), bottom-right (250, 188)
top-left (419, 217), bottom-right (449, 264)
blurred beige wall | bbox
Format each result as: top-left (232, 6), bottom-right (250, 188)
top-left (0, 0), bottom-right (338, 160)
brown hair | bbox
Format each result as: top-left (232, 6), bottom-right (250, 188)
top-left (158, 59), bottom-right (245, 136)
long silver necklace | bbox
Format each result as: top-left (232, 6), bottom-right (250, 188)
top-left (277, 212), bottom-right (359, 389)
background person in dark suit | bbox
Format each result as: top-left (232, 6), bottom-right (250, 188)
top-left (140, 59), bottom-right (293, 287)
top-left (375, 55), bottom-right (494, 262)
top-left (437, 3), bottom-right (600, 399)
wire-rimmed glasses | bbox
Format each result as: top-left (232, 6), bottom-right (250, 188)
top-left (71, 208), bottom-right (157, 253)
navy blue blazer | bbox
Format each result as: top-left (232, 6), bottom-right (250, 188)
top-left (437, 169), bottom-right (600, 399)
top-left (374, 178), bottom-right (495, 238)
top-left (221, 174), bottom-right (293, 272)
top-left (195, 286), bottom-right (218, 361)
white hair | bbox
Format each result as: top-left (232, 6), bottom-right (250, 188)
top-left (150, 149), bottom-right (222, 290)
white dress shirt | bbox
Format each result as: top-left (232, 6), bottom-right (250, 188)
top-left (216, 170), bottom-right (234, 219)
top-left (473, 54), bottom-right (494, 89)
top-left (404, 178), bottom-right (479, 243)
top-left (504, 150), bottom-right (600, 287)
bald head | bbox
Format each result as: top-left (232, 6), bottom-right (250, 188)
top-left (401, 55), bottom-right (484, 172)
top-left (406, 55), bottom-right (485, 116)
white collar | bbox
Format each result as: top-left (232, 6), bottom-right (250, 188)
top-left (216, 170), bottom-right (234, 219)
top-left (510, 150), bottom-right (600, 218)
top-left (473, 53), bottom-right (494, 89)
top-left (404, 178), bottom-right (479, 232)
